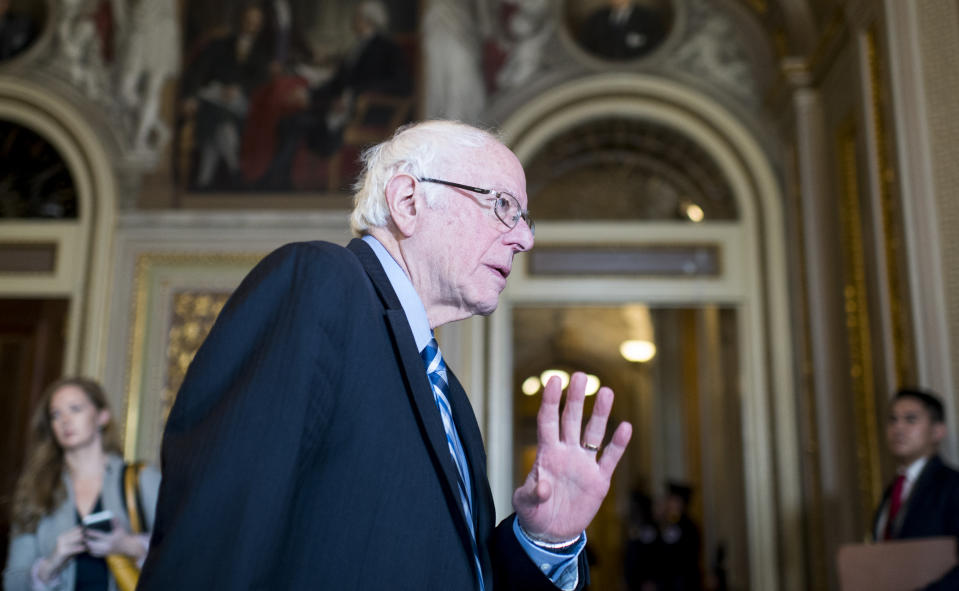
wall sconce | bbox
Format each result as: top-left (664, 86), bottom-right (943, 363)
top-left (523, 370), bottom-right (601, 396)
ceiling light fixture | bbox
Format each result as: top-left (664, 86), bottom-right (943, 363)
top-left (584, 374), bottom-right (601, 396)
top-left (540, 369), bottom-right (570, 389)
top-left (522, 376), bottom-right (541, 396)
top-left (620, 339), bottom-right (657, 363)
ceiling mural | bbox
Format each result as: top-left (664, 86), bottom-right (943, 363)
top-left (0, 0), bottom-right (837, 206)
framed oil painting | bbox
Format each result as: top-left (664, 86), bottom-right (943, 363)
top-left (173, 0), bottom-right (420, 200)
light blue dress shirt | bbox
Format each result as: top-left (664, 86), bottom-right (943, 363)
top-left (361, 235), bottom-right (584, 590)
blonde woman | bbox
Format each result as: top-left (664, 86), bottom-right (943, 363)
top-left (3, 377), bottom-right (160, 591)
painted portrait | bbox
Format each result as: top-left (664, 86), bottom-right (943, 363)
top-left (0, 0), bottom-right (43, 63)
top-left (175, 0), bottom-right (419, 194)
top-left (565, 0), bottom-right (673, 61)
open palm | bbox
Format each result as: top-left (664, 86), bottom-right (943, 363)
top-left (513, 372), bottom-right (633, 542)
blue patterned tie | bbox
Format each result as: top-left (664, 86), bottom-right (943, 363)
top-left (421, 336), bottom-right (484, 590)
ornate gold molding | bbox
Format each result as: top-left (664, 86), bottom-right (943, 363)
top-left (866, 26), bottom-right (916, 388)
top-left (164, 291), bottom-right (231, 421)
top-left (836, 118), bottom-right (883, 524)
top-left (123, 252), bottom-right (263, 459)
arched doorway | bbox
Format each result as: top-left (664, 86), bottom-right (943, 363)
top-left (482, 74), bottom-right (801, 590)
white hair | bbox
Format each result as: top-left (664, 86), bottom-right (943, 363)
top-left (357, 0), bottom-right (390, 32)
top-left (350, 120), bottom-right (500, 236)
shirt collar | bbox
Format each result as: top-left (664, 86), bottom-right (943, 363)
top-left (901, 455), bottom-right (929, 483)
top-left (362, 235), bottom-right (433, 351)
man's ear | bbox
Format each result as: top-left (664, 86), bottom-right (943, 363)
top-left (932, 421), bottom-right (947, 445)
top-left (385, 174), bottom-right (419, 237)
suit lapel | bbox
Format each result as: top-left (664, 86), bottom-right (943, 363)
top-left (897, 455), bottom-right (941, 535)
top-left (347, 239), bottom-right (478, 554)
top-left (874, 482), bottom-right (893, 540)
top-left (447, 369), bottom-right (495, 577)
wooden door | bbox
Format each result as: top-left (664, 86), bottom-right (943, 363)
top-left (0, 298), bottom-right (68, 573)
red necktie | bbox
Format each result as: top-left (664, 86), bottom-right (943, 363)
top-left (884, 474), bottom-right (906, 540)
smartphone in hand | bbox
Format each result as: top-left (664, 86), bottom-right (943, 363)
top-left (82, 510), bottom-right (114, 533)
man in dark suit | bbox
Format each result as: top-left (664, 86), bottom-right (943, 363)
top-left (257, 0), bottom-right (412, 189)
top-left (658, 482), bottom-right (701, 591)
top-left (137, 120), bottom-right (633, 590)
top-left (179, 3), bottom-right (271, 189)
top-left (873, 388), bottom-right (959, 590)
top-left (259, 0), bottom-right (314, 74)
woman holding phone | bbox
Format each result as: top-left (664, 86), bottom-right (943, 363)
top-left (3, 377), bottom-right (160, 591)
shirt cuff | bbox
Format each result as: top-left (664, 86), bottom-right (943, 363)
top-left (513, 519), bottom-right (586, 591)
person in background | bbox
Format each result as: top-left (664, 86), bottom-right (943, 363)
top-left (873, 388), bottom-right (959, 590)
top-left (657, 481), bottom-right (701, 591)
top-left (624, 488), bottom-right (662, 590)
top-left (3, 377), bottom-right (161, 591)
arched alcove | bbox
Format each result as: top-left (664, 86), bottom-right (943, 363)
top-left (0, 76), bottom-right (120, 389)
top-left (524, 116), bottom-right (739, 222)
top-left (472, 73), bottom-right (802, 590)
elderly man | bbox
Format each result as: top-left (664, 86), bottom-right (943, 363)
top-left (137, 120), bottom-right (632, 590)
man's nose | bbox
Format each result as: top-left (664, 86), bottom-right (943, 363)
top-left (507, 219), bottom-right (534, 252)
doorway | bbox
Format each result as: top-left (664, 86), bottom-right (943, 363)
top-left (0, 298), bottom-right (69, 573)
top-left (511, 304), bottom-right (749, 590)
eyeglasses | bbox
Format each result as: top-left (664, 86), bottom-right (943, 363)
top-left (418, 177), bottom-right (535, 236)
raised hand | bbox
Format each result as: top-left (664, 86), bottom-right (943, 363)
top-left (513, 371), bottom-right (632, 543)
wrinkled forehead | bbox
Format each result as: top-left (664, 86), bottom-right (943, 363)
top-left (443, 141), bottom-right (528, 203)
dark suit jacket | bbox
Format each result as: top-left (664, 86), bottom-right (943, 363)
top-left (325, 33), bottom-right (413, 99)
top-left (872, 455), bottom-right (959, 590)
top-left (138, 239), bottom-right (586, 590)
top-left (260, 1), bottom-right (313, 66)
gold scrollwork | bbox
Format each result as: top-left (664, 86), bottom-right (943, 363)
top-left (837, 118), bottom-right (883, 527)
top-left (164, 291), bottom-right (231, 421)
top-left (866, 26), bottom-right (916, 388)
top-left (124, 252), bottom-right (263, 459)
